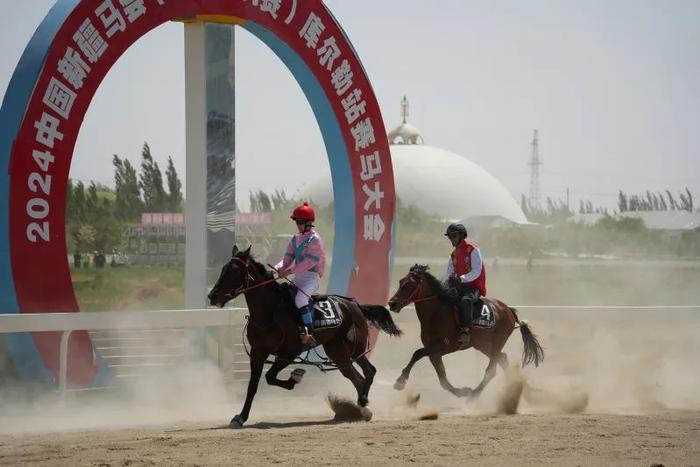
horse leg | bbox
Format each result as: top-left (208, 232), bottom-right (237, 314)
top-left (496, 352), bottom-right (509, 371)
top-left (323, 340), bottom-right (367, 406)
top-left (355, 355), bottom-right (377, 406)
top-left (472, 356), bottom-right (500, 396)
top-left (429, 353), bottom-right (473, 398)
top-left (230, 347), bottom-right (268, 428)
top-left (264, 357), bottom-right (297, 390)
top-left (394, 346), bottom-right (431, 390)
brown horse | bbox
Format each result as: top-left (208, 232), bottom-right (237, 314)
top-left (387, 264), bottom-right (543, 398)
top-left (208, 245), bottom-right (402, 428)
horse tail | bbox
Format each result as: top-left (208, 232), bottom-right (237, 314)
top-left (510, 306), bottom-right (521, 323)
top-left (359, 305), bottom-right (403, 337)
top-left (516, 311), bottom-right (544, 368)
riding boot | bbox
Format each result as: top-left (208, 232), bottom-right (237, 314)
top-left (457, 297), bottom-right (473, 348)
top-left (298, 305), bottom-right (317, 350)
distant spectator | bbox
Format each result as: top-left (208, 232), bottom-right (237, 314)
top-left (526, 251), bottom-right (533, 272)
top-left (492, 256), bottom-right (499, 272)
top-left (95, 250), bottom-right (106, 268)
top-left (73, 250), bottom-right (82, 269)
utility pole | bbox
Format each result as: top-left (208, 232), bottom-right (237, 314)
top-left (528, 129), bottom-right (542, 209)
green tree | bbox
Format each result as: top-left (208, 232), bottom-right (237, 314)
top-left (86, 181), bottom-right (99, 222)
top-left (113, 154), bottom-right (143, 221)
top-left (165, 156), bottom-right (183, 212)
top-left (258, 190), bottom-right (272, 212)
top-left (71, 180), bottom-right (87, 223)
top-left (139, 142), bottom-right (167, 212)
top-left (617, 190), bottom-right (628, 212)
top-left (666, 190), bottom-right (678, 210)
top-left (249, 190), bottom-right (259, 213)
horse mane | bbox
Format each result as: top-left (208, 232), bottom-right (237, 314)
top-left (409, 264), bottom-right (453, 303)
top-left (235, 248), bottom-right (293, 305)
top-left (235, 248), bottom-right (275, 281)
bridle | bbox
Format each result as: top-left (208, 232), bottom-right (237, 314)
top-left (226, 256), bottom-right (278, 297)
top-left (393, 271), bottom-right (436, 309)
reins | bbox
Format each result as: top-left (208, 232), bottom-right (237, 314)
top-left (229, 256), bottom-right (278, 295)
top-left (397, 271), bottom-right (438, 307)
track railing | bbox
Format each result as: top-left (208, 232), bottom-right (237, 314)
top-left (0, 308), bottom-right (247, 395)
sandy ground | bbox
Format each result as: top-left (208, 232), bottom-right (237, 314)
top-left (2, 309), bottom-right (700, 466)
top-left (2, 411), bottom-right (699, 466)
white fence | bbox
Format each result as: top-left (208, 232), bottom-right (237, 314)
top-left (2, 304), bottom-right (699, 396)
top-left (0, 308), bottom-right (247, 395)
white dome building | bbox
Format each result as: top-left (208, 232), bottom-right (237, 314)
top-left (306, 98), bottom-right (527, 225)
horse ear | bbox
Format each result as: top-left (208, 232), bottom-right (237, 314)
top-left (232, 245), bottom-right (238, 256)
top-left (243, 245), bottom-right (252, 257)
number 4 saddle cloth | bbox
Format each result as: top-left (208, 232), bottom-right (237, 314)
top-left (452, 299), bottom-right (497, 329)
top-left (310, 295), bottom-right (344, 330)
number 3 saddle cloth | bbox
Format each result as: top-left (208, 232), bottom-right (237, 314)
top-left (310, 295), bottom-right (344, 330)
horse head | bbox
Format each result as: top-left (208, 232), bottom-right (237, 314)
top-left (388, 264), bottom-right (433, 312)
top-left (208, 244), bottom-right (254, 307)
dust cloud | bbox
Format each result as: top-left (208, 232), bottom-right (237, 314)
top-left (1, 261), bottom-right (699, 435)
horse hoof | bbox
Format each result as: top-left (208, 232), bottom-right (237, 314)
top-left (229, 415), bottom-right (244, 429)
top-left (358, 395), bottom-right (369, 407)
top-left (290, 368), bottom-right (306, 384)
top-left (393, 378), bottom-right (407, 391)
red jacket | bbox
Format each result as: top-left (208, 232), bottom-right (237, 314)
top-left (450, 240), bottom-right (487, 296)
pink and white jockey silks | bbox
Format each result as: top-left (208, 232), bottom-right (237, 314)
top-left (275, 229), bottom-right (326, 308)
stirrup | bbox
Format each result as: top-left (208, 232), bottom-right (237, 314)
top-left (299, 327), bottom-right (317, 350)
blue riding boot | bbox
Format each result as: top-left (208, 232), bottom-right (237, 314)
top-left (298, 305), bottom-right (317, 350)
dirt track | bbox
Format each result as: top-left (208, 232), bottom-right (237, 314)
top-left (1, 411), bottom-right (699, 466)
top-left (2, 310), bottom-right (700, 465)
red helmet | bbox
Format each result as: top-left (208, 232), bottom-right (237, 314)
top-left (291, 202), bottom-right (315, 222)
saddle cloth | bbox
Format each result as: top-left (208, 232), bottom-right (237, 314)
top-left (281, 284), bottom-right (344, 330)
top-left (452, 299), bottom-right (496, 329)
top-left (310, 295), bottom-right (343, 330)
top-left (472, 300), bottom-right (496, 329)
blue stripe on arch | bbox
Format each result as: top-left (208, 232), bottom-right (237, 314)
top-left (242, 21), bottom-right (356, 296)
top-left (0, 0), bottom-right (80, 383)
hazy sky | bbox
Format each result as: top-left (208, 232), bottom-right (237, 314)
top-left (2, 1), bottom-right (699, 212)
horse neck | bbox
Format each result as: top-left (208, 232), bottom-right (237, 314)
top-left (414, 300), bottom-right (439, 325)
top-left (413, 278), bottom-right (442, 323)
top-left (243, 282), bottom-right (280, 321)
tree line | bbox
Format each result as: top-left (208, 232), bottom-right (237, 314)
top-left (520, 187), bottom-right (695, 223)
top-left (617, 188), bottom-right (693, 213)
top-left (67, 142), bottom-right (183, 252)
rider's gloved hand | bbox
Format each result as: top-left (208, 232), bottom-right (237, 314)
top-left (276, 269), bottom-right (292, 280)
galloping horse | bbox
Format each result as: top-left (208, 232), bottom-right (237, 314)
top-left (208, 245), bottom-right (402, 428)
top-left (388, 264), bottom-right (543, 398)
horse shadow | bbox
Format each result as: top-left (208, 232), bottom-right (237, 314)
top-left (207, 418), bottom-right (342, 430)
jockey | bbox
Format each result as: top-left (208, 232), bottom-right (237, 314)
top-left (444, 222), bottom-right (487, 348)
top-left (275, 201), bottom-right (326, 350)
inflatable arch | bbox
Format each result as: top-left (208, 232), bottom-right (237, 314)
top-left (0, 0), bottom-right (395, 387)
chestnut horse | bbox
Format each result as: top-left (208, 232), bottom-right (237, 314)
top-left (208, 245), bottom-right (402, 428)
top-left (388, 264), bottom-right (543, 398)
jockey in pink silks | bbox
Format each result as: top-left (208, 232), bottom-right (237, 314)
top-left (274, 202), bottom-right (326, 349)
